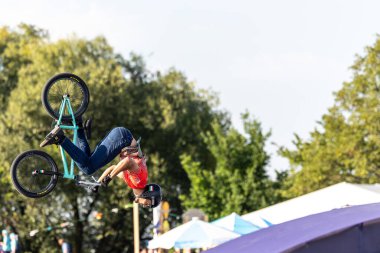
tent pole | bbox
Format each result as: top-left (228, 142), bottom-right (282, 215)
top-left (134, 202), bottom-right (140, 253)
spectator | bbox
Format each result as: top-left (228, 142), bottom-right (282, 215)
top-left (58, 239), bottom-right (72, 253)
top-left (9, 232), bottom-right (19, 253)
top-left (1, 230), bottom-right (11, 253)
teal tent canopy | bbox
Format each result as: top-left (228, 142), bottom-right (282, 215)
top-left (211, 212), bottom-right (262, 235)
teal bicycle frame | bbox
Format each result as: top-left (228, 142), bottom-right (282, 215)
top-left (53, 96), bottom-right (100, 188)
top-left (45, 95), bottom-right (101, 189)
top-left (56, 95), bottom-right (79, 180)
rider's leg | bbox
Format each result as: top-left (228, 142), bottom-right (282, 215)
top-left (74, 116), bottom-right (91, 156)
top-left (60, 127), bottom-right (133, 175)
top-left (76, 128), bottom-right (91, 156)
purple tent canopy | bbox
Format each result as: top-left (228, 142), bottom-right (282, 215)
top-left (206, 203), bottom-right (380, 253)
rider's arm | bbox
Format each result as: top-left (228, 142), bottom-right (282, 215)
top-left (109, 156), bottom-right (137, 178)
top-left (97, 165), bottom-right (116, 183)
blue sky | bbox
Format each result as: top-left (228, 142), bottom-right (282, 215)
top-left (1, 0), bottom-right (379, 176)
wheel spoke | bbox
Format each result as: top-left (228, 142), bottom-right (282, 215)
top-left (47, 78), bottom-right (85, 117)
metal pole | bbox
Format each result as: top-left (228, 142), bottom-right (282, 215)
top-left (134, 202), bottom-right (140, 253)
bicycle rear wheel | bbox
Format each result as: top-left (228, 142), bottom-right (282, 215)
top-left (41, 73), bottom-right (90, 121)
top-left (11, 150), bottom-right (59, 198)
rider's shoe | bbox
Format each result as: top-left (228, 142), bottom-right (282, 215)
top-left (101, 175), bottom-right (112, 187)
top-left (75, 116), bottom-right (84, 128)
top-left (40, 126), bottom-right (65, 147)
top-left (84, 117), bottom-right (92, 140)
top-left (74, 116), bottom-right (92, 139)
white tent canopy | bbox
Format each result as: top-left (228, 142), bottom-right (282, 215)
top-left (243, 182), bottom-right (380, 225)
top-left (148, 217), bottom-right (239, 249)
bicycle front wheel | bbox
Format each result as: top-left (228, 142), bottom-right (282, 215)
top-left (11, 150), bottom-right (59, 198)
top-left (42, 73), bottom-right (90, 121)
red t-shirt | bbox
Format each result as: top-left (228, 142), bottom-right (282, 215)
top-left (121, 156), bottom-right (148, 189)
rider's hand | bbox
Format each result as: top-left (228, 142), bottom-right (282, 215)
top-left (134, 197), bottom-right (151, 207)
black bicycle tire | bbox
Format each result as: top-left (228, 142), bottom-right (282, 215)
top-left (10, 150), bottom-right (59, 198)
top-left (41, 73), bottom-right (90, 121)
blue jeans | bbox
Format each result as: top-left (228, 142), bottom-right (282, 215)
top-left (60, 127), bottom-right (133, 175)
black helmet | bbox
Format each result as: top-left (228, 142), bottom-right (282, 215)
top-left (137, 183), bottom-right (162, 208)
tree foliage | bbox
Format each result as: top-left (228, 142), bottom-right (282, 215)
top-left (0, 24), bottom-right (47, 111)
top-left (180, 113), bottom-right (283, 220)
top-left (280, 37), bottom-right (380, 198)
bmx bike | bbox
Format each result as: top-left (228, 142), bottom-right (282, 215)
top-left (10, 73), bottom-right (101, 198)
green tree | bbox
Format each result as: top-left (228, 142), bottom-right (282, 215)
top-left (280, 37), bottom-right (380, 198)
top-left (0, 24), bottom-right (47, 111)
top-left (180, 113), bottom-right (281, 220)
